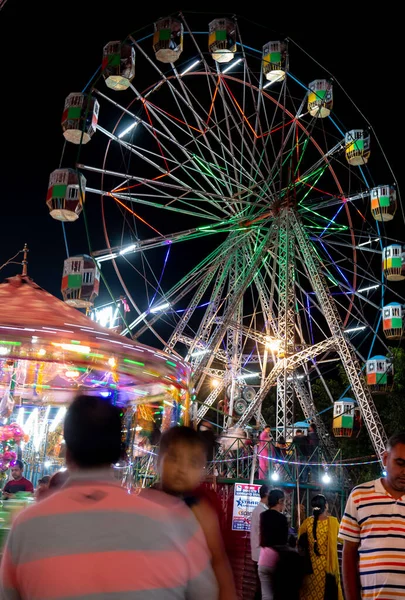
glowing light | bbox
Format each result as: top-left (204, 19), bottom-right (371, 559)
top-left (150, 302), bottom-right (170, 314)
top-left (237, 373), bottom-right (259, 380)
top-left (222, 58), bottom-right (242, 74)
top-left (345, 326), bottom-right (366, 334)
top-left (263, 74), bottom-right (283, 89)
top-left (44, 461), bottom-right (52, 468)
top-left (265, 338), bottom-right (281, 351)
top-left (96, 253), bottom-right (118, 263)
top-left (211, 378), bottom-right (220, 388)
top-left (31, 336), bottom-right (39, 344)
top-left (180, 59), bottom-right (201, 76)
top-left (382, 469), bottom-right (387, 477)
top-left (65, 370), bottom-right (80, 379)
top-left (135, 425), bottom-right (142, 432)
top-left (358, 238), bottom-right (380, 247)
top-left (49, 407), bottom-right (67, 433)
top-left (358, 284), bottom-right (380, 293)
top-left (53, 343), bottom-right (91, 354)
top-left (191, 349), bottom-right (209, 357)
top-left (322, 472), bottom-right (331, 484)
top-left (0, 347), bottom-right (10, 356)
top-left (271, 471), bottom-right (280, 481)
top-left (118, 121), bottom-right (139, 139)
top-left (108, 357), bottom-right (117, 368)
top-left (38, 348), bottom-right (46, 356)
top-left (119, 244), bottom-right (137, 255)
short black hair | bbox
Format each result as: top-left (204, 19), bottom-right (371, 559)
top-left (14, 460), bottom-right (23, 470)
top-left (159, 426), bottom-right (208, 459)
top-left (38, 476), bottom-right (50, 485)
top-left (260, 484), bottom-right (270, 499)
top-left (268, 489), bottom-right (285, 508)
top-left (64, 395), bottom-right (122, 468)
top-left (387, 432), bottom-right (405, 451)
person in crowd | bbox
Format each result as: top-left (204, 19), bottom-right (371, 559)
top-left (0, 396), bottom-right (218, 599)
top-left (258, 425), bottom-right (272, 479)
top-left (48, 469), bottom-right (69, 490)
top-left (258, 489), bottom-right (288, 599)
top-left (340, 432), bottom-right (405, 600)
top-left (298, 494), bottom-right (342, 600)
top-left (2, 460), bottom-right (33, 498)
top-left (308, 423), bottom-right (319, 449)
top-left (251, 484), bottom-right (269, 600)
top-left (155, 425), bottom-right (236, 600)
top-left (260, 489), bottom-right (304, 600)
top-left (34, 475), bottom-right (50, 501)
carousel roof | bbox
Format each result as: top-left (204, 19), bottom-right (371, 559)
top-left (0, 276), bottom-right (190, 405)
top-left (0, 275), bottom-right (120, 336)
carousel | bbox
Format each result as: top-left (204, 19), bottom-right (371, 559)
top-left (0, 260), bottom-right (192, 490)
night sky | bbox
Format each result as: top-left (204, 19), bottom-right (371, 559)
top-left (0, 4), bottom-right (402, 307)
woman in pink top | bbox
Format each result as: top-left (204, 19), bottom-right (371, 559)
top-left (258, 426), bottom-right (272, 479)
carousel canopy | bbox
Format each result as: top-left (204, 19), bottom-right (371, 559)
top-left (0, 276), bottom-right (190, 407)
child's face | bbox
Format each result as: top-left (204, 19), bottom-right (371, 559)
top-left (159, 441), bottom-right (206, 494)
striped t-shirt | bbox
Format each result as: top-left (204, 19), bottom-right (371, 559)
top-left (0, 470), bottom-right (218, 600)
top-left (339, 478), bottom-right (405, 600)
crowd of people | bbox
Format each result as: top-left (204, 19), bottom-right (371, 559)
top-left (0, 396), bottom-right (404, 600)
top-left (251, 431), bottom-right (405, 600)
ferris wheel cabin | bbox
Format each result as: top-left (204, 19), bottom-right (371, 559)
top-left (262, 41), bottom-right (287, 82)
top-left (61, 93), bottom-right (99, 145)
top-left (46, 169), bottom-right (86, 222)
top-left (383, 245), bottom-right (405, 281)
top-left (208, 18), bottom-right (236, 63)
top-left (153, 17), bottom-right (183, 63)
top-left (307, 80), bottom-right (333, 118)
top-left (371, 186), bottom-right (397, 222)
top-left (61, 255), bottom-right (100, 309)
top-left (366, 355), bottom-right (394, 393)
top-left (102, 42), bottom-right (135, 91)
top-left (382, 303), bottom-right (403, 340)
top-left (345, 130), bottom-right (370, 166)
top-left (333, 398), bottom-right (360, 438)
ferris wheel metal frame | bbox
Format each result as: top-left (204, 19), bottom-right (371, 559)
top-left (51, 12), bottom-right (405, 464)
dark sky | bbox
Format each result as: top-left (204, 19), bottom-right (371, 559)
top-left (0, 4), bottom-right (401, 305)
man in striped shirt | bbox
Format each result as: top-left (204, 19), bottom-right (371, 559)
top-left (0, 395), bottom-right (218, 600)
top-left (339, 432), bottom-right (405, 600)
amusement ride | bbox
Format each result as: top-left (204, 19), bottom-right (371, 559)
top-left (3, 13), bottom-right (405, 481)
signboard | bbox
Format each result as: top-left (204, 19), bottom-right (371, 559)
top-left (232, 483), bottom-right (261, 531)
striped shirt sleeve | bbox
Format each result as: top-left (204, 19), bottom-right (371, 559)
top-left (339, 490), bottom-right (361, 543)
top-left (0, 537), bottom-right (20, 600)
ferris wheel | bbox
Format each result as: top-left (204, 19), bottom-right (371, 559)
top-left (47, 13), bottom-right (405, 462)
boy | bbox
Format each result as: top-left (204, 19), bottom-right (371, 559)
top-left (156, 426), bottom-right (236, 600)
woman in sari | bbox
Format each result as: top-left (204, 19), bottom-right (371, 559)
top-left (258, 425), bottom-right (272, 479)
top-left (298, 494), bottom-right (342, 600)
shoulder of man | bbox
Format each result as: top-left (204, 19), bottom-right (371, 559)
top-left (346, 479), bottom-right (377, 499)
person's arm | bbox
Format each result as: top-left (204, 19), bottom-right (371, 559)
top-left (342, 541), bottom-right (361, 600)
top-left (0, 531), bottom-right (22, 599)
top-left (250, 508), bottom-right (260, 559)
top-left (339, 490), bottom-right (361, 600)
top-left (2, 482), bottom-right (12, 499)
top-left (192, 499), bottom-right (237, 600)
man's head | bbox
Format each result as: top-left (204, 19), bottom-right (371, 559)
top-left (64, 395), bottom-right (122, 469)
top-left (309, 423), bottom-right (317, 434)
top-left (158, 426), bottom-right (207, 494)
top-left (38, 475), bottom-right (50, 489)
top-left (383, 432), bottom-right (405, 494)
top-left (295, 429), bottom-right (303, 436)
top-left (259, 484), bottom-right (270, 501)
top-left (268, 489), bottom-right (285, 512)
top-left (10, 460), bottom-right (24, 480)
